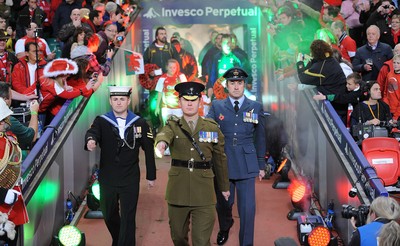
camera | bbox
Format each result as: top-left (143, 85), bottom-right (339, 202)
top-left (342, 204), bottom-right (370, 227)
top-left (92, 72), bottom-right (98, 79)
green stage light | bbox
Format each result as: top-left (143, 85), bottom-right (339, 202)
top-left (85, 179), bottom-right (103, 219)
top-left (57, 225), bottom-right (85, 246)
top-left (91, 180), bottom-right (100, 200)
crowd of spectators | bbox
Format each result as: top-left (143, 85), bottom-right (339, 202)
top-left (260, 0), bottom-right (400, 132)
top-left (0, 0), bottom-right (138, 148)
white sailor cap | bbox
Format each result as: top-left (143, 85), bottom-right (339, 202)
top-left (109, 86), bottom-right (132, 97)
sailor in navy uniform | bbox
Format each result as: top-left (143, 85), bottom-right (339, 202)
top-left (207, 68), bottom-right (266, 246)
top-left (85, 86), bottom-right (156, 246)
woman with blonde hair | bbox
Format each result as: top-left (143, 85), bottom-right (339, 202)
top-left (349, 196), bottom-right (400, 246)
top-left (379, 220), bottom-right (400, 246)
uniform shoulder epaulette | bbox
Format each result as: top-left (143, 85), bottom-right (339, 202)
top-left (203, 118), bottom-right (218, 125)
top-left (166, 115), bottom-right (180, 125)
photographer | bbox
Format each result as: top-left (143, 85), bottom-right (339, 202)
top-left (348, 196), bottom-right (400, 246)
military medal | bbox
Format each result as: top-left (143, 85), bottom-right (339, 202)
top-left (253, 113), bottom-right (258, 124)
top-left (243, 111), bottom-right (259, 124)
top-left (212, 132), bottom-right (218, 143)
top-left (134, 126), bottom-right (142, 138)
top-left (199, 131), bottom-right (204, 142)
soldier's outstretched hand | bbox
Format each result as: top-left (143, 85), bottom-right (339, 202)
top-left (155, 141), bottom-right (167, 157)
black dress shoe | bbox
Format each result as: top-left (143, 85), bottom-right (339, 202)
top-left (216, 220), bottom-right (234, 245)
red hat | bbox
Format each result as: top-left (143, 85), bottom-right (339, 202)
top-left (43, 58), bottom-right (78, 78)
top-left (324, 0), bottom-right (342, 7)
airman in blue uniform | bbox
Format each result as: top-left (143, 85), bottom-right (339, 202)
top-left (207, 68), bottom-right (266, 246)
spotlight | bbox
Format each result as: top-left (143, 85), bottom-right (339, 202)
top-left (297, 215), bottom-right (325, 245)
top-left (84, 180), bottom-right (103, 219)
top-left (287, 179), bottom-right (311, 220)
top-left (272, 158), bottom-right (292, 189)
top-left (53, 225), bottom-right (86, 246)
top-left (307, 226), bottom-right (331, 246)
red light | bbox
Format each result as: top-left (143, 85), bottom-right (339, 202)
top-left (308, 226), bottom-right (331, 246)
top-left (288, 179), bottom-right (307, 203)
top-left (277, 158), bottom-right (287, 173)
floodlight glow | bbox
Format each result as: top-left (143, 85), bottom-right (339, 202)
top-left (91, 180), bottom-right (100, 200)
top-left (58, 225), bottom-right (82, 246)
top-left (308, 226), bottom-right (331, 246)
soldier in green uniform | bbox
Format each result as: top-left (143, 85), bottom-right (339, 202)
top-left (155, 81), bottom-right (230, 246)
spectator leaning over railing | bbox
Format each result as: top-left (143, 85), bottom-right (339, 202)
top-left (22, 58), bottom-right (94, 126)
top-left (71, 44), bottom-right (112, 77)
top-left (68, 51), bottom-right (104, 95)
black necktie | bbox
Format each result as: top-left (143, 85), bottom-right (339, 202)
top-left (234, 101), bottom-right (239, 112)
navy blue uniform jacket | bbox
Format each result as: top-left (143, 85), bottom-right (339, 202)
top-left (207, 97), bottom-right (266, 179)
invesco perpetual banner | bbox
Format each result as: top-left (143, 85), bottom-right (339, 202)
top-left (140, 0), bottom-right (262, 98)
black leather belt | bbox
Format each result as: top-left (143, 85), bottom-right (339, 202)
top-left (171, 159), bottom-right (212, 169)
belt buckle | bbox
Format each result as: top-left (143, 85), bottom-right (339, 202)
top-left (233, 138), bottom-right (237, 146)
top-left (188, 158), bottom-right (194, 172)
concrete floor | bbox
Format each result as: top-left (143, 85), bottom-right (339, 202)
top-left (77, 155), bottom-right (299, 246)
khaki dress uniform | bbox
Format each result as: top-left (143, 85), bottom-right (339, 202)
top-left (155, 115), bottom-right (229, 246)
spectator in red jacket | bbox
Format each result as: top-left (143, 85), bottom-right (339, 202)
top-left (11, 42), bottom-right (46, 95)
top-left (23, 58), bottom-right (94, 125)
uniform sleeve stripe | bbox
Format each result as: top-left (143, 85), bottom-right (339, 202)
top-left (304, 69), bottom-right (325, 78)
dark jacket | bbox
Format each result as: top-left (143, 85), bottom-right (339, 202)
top-left (297, 57), bottom-right (346, 96)
top-left (351, 100), bottom-right (392, 127)
top-left (85, 111), bottom-right (156, 186)
top-left (352, 42), bottom-right (394, 81)
top-left (143, 41), bottom-right (181, 73)
top-left (16, 6), bottom-right (46, 38)
top-left (207, 97), bottom-right (266, 179)
top-left (92, 31), bottom-right (110, 65)
top-left (52, 0), bottom-right (82, 36)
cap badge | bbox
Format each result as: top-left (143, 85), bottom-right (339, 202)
top-left (233, 70), bottom-right (239, 76)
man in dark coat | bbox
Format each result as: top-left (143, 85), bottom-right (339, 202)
top-left (52, 0), bottom-right (82, 37)
top-left (85, 86), bottom-right (156, 246)
top-left (207, 68), bottom-right (266, 246)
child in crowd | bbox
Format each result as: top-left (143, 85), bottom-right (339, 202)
top-left (383, 54), bottom-right (400, 123)
top-left (154, 59), bottom-right (187, 125)
top-left (313, 72), bottom-right (364, 128)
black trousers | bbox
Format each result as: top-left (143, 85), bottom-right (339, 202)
top-left (99, 182), bottom-right (140, 246)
